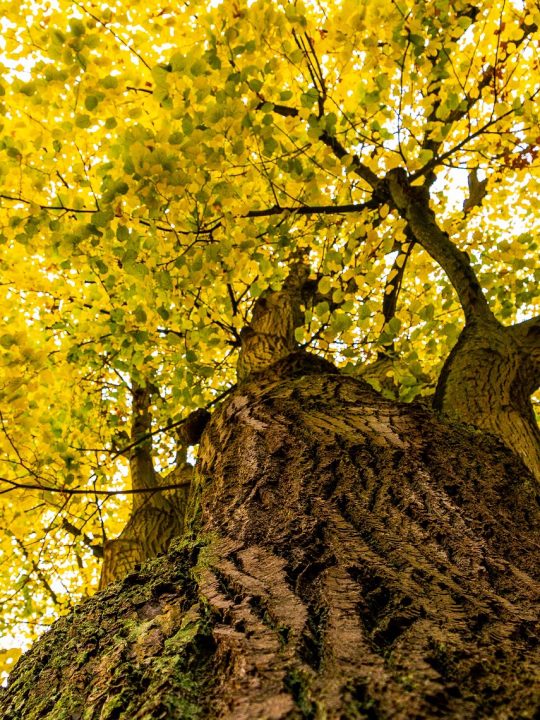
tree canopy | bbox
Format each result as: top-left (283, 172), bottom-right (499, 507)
top-left (0, 0), bottom-right (539, 679)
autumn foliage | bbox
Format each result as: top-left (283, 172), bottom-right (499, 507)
top-left (0, 0), bottom-right (538, 677)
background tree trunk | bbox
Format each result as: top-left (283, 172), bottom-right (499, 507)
top-left (1, 358), bottom-right (538, 720)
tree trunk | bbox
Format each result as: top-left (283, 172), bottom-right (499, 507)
top-left (434, 318), bottom-right (540, 483)
top-left (1, 357), bottom-right (539, 720)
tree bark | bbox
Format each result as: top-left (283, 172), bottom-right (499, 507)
top-left (1, 357), bottom-right (539, 719)
top-left (99, 383), bottom-right (192, 589)
top-left (434, 318), bottom-right (540, 483)
top-left (384, 168), bottom-right (540, 482)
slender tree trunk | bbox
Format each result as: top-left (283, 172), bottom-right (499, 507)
top-left (1, 358), bottom-right (539, 719)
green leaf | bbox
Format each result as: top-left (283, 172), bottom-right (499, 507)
top-left (75, 114), bottom-right (91, 129)
top-left (100, 75), bottom-right (119, 89)
top-left (84, 95), bottom-right (99, 111)
top-left (300, 88), bottom-right (319, 108)
top-left (117, 225), bottom-right (130, 242)
top-left (69, 19), bottom-right (85, 36)
top-left (134, 305), bottom-right (147, 323)
top-left (0, 334), bottom-right (16, 348)
top-left (318, 277), bottom-right (331, 294)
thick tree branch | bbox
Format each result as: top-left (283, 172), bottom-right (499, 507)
top-left (386, 168), bottom-right (494, 325)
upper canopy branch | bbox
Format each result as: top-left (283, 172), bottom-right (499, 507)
top-left (261, 101), bottom-right (379, 189)
top-left (0, 475), bottom-right (191, 497)
top-left (385, 168), bottom-right (495, 326)
top-left (245, 199), bottom-right (379, 218)
top-left (417, 14), bottom-right (537, 169)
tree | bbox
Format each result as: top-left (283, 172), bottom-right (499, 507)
top-left (0, 0), bottom-right (539, 716)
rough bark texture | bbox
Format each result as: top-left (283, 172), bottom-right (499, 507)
top-left (386, 168), bottom-right (494, 326)
top-left (434, 318), bottom-right (540, 483)
top-left (385, 167), bottom-right (540, 482)
top-left (2, 356), bottom-right (539, 719)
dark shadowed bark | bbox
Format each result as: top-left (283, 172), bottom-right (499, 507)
top-left (2, 354), bottom-right (538, 720)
